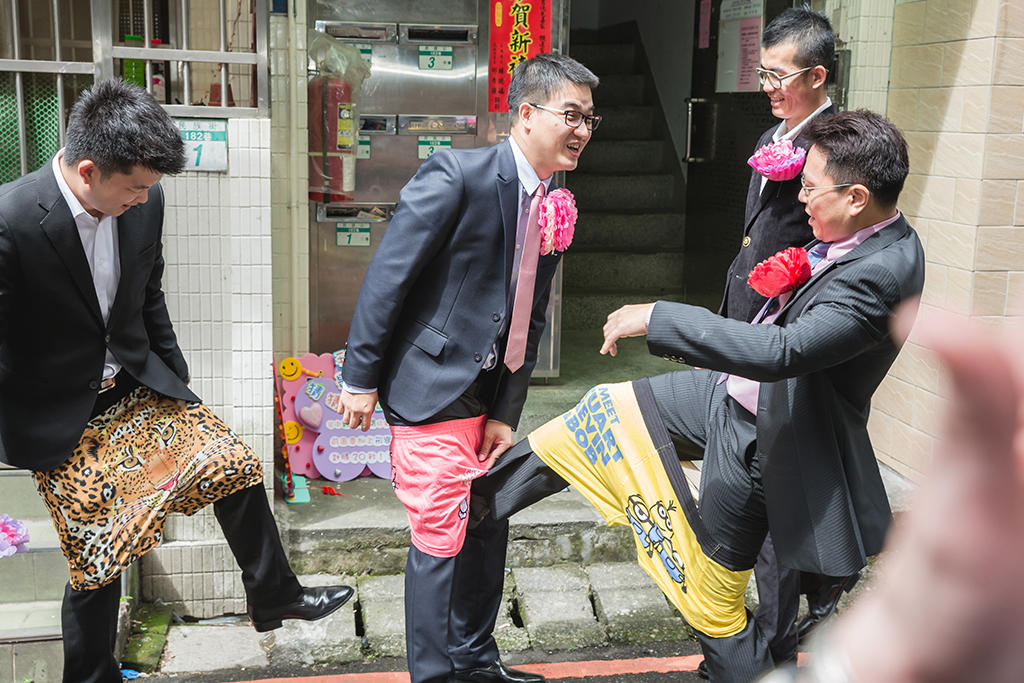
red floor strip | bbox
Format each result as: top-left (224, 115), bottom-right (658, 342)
top-left (239, 652), bottom-right (808, 682)
top-left (239, 655), bottom-right (701, 682)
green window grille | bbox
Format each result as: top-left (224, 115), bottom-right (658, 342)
top-left (0, 72), bottom-right (92, 184)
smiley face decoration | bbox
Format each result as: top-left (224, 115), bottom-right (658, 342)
top-left (275, 352), bottom-right (391, 482)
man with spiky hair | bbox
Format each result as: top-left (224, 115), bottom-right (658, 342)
top-left (0, 79), bottom-right (351, 682)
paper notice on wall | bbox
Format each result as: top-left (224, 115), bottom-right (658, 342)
top-left (698, 0), bottom-right (712, 49)
top-left (736, 17), bottom-right (762, 90)
top-left (716, 0), bottom-right (764, 93)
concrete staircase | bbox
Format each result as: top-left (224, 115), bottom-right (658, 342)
top-left (564, 30), bottom-right (686, 331)
top-left (0, 467), bottom-right (66, 683)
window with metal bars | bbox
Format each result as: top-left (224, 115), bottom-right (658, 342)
top-left (0, 0), bottom-right (268, 184)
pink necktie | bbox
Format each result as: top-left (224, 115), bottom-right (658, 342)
top-left (504, 184), bottom-right (546, 372)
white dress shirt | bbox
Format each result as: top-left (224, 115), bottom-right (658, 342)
top-left (52, 152), bottom-right (122, 380)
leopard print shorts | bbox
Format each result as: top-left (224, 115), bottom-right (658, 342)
top-left (33, 387), bottom-right (263, 590)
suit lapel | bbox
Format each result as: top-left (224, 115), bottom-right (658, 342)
top-left (36, 169), bottom-right (104, 326)
top-left (743, 128), bottom-right (779, 232)
top-left (111, 203), bottom-right (145, 317)
top-left (496, 141), bottom-right (520, 298)
top-left (777, 217), bottom-right (909, 318)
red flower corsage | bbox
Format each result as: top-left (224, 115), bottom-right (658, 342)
top-left (747, 246), bottom-right (811, 297)
top-left (538, 188), bottom-right (577, 255)
top-left (747, 139), bottom-right (806, 181)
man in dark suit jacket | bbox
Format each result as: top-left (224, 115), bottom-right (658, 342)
top-left (339, 54), bottom-right (600, 683)
top-left (716, 8), bottom-right (846, 668)
top-left (487, 110), bottom-right (923, 682)
top-left (0, 80), bottom-right (351, 682)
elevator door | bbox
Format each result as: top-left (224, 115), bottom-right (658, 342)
top-left (682, 0), bottom-right (791, 304)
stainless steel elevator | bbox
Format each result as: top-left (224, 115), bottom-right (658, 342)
top-left (308, 0), bottom-right (569, 377)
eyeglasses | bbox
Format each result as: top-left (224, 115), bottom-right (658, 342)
top-left (529, 103), bottom-right (602, 131)
top-left (755, 65), bottom-right (817, 89)
top-left (799, 177), bottom-right (853, 196)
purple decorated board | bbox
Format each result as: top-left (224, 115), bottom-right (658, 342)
top-left (288, 351), bottom-right (391, 482)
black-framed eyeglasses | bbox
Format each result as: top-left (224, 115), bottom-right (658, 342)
top-left (799, 176), bottom-right (853, 196)
top-left (530, 103), bottom-right (602, 131)
top-left (755, 65), bottom-right (818, 89)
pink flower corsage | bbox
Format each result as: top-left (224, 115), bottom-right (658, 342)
top-left (0, 514), bottom-right (29, 558)
top-left (538, 188), bottom-right (577, 255)
top-left (747, 246), bottom-right (811, 297)
top-left (747, 139), bottom-right (806, 181)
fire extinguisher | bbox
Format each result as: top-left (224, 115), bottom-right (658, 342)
top-left (308, 75), bottom-right (356, 203)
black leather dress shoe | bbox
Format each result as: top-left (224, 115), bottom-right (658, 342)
top-left (453, 659), bottom-right (545, 682)
top-left (248, 584), bottom-right (354, 632)
top-left (796, 572), bottom-right (860, 642)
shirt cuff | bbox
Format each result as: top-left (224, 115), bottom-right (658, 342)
top-left (342, 382), bottom-right (376, 394)
top-left (645, 302), bottom-right (658, 332)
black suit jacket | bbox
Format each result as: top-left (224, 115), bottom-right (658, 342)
top-left (0, 165), bottom-right (197, 471)
top-left (719, 106), bottom-right (837, 323)
top-left (649, 215), bottom-right (925, 576)
top-left (342, 141), bottom-right (560, 429)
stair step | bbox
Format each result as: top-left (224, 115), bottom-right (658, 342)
top-left (591, 105), bottom-right (657, 140)
top-left (567, 173), bottom-right (676, 212)
top-left (0, 469), bottom-right (49, 519)
top-left (574, 213), bottom-right (684, 251)
top-left (0, 601), bottom-right (63, 683)
top-left (0, 601), bottom-right (62, 641)
top-left (1, 640), bottom-right (63, 683)
top-left (562, 292), bottom-right (685, 331)
top-left (0, 471), bottom-right (67, 604)
top-left (278, 478), bottom-right (635, 577)
top-left (592, 74), bottom-right (649, 105)
top-left (570, 43), bottom-right (639, 75)
top-left (564, 251), bottom-right (684, 294)
top-left (0, 533), bottom-right (68, 604)
top-left (577, 140), bottom-right (669, 174)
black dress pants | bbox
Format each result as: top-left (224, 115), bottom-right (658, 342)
top-left (61, 375), bottom-right (301, 682)
top-left (404, 479), bottom-right (509, 683)
top-left (61, 483), bottom-right (301, 682)
top-left (752, 534), bottom-right (801, 664)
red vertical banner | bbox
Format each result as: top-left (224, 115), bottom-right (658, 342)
top-left (489, 0), bottom-right (553, 113)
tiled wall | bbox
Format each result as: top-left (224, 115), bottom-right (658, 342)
top-left (869, 0), bottom-right (1024, 479)
top-left (137, 6), bottom-right (312, 617)
top-left (270, 11), bottom-right (311, 357)
top-left (139, 118), bottom-right (274, 617)
top-left (824, 0), bottom-right (897, 113)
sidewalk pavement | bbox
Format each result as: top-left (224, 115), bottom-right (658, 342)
top-left (151, 485), bottom-right (702, 679)
top-left (154, 559), bottom-right (696, 677)
top-left (138, 333), bottom-right (897, 679)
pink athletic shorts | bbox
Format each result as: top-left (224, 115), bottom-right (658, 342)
top-left (389, 415), bottom-right (489, 557)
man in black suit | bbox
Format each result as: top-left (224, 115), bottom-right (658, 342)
top-left (0, 79), bottom-right (351, 682)
top-left (487, 110), bottom-right (924, 682)
top-left (339, 54), bottom-right (599, 683)
top-left (716, 8), bottom-right (849, 669)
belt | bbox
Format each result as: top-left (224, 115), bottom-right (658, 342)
top-left (99, 376), bottom-right (118, 394)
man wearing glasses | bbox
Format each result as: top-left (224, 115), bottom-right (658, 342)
top-left (485, 109), bottom-right (923, 683)
top-left (339, 53), bottom-right (599, 683)
top-left (712, 8), bottom-right (852, 676)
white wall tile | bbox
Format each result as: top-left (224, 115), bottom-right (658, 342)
top-left (155, 115), bottom-right (274, 616)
